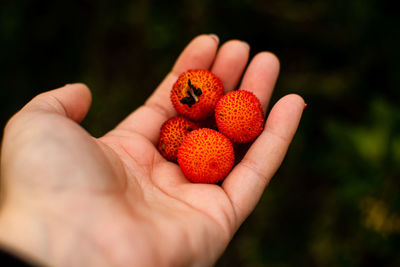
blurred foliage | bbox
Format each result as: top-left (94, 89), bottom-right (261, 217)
top-left (1, 0), bottom-right (399, 266)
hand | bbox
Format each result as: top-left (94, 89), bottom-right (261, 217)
top-left (0, 34), bottom-right (305, 267)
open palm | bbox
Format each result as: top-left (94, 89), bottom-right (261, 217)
top-left (0, 35), bottom-right (304, 267)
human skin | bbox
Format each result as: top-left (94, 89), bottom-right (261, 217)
top-left (0, 34), bottom-right (305, 267)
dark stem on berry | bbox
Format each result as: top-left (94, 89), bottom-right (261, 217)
top-left (188, 80), bottom-right (200, 102)
top-left (180, 79), bottom-right (203, 107)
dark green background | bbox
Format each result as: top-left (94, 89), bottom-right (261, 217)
top-left (1, 1), bottom-right (399, 266)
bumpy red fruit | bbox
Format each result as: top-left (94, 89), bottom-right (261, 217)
top-left (171, 69), bottom-right (224, 121)
top-left (177, 129), bottom-right (234, 183)
top-left (157, 116), bottom-right (200, 162)
top-left (215, 90), bottom-right (264, 143)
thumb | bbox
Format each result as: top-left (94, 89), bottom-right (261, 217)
top-left (23, 83), bottom-right (92, 123)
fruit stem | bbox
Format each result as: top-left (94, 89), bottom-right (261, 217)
top-left (188, 88), bottom-right (199, 102)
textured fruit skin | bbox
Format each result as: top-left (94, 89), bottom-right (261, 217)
top-left (171, 69), bottom-right (224, 121)
top-left (177, 129), bottom-right (234, 184)
top-left (157, 116), bottom-right (200, 162)
top-left (215, 90), bottom-right (264, 143)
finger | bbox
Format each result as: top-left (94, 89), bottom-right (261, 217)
top-left (171, 34), bottom-right (220, 75)
top-left (239, 52), bottom-right (280, 114)
top-left (146, 33), bottom-right (219, 114)
top-left (110, 34), bottom-right (219, 143)
top-left (22, 83), bottom-right (92, 123)
top-left (222, 94), bottom-right (305, 226)
top-left (211, 40), bottom-right (250, 92)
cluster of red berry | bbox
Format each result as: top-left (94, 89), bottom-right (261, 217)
top-left (158, 69), bottom-right (264, 184)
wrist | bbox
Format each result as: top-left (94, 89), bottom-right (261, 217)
top-left (0, 197), bottom-right (119, 267)
top-left (0, 201), bottom-right (49, 266)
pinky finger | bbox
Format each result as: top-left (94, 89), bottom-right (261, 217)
top-left (222, 94), bottom-right (305, 227)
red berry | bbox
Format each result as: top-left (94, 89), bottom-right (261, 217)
top-left (215, 90), bottom-right (264, 143)
top-left (157, 116), bottom-right (200, 162)
top-left (171, 69), bottom-right (224, 121)
top-left (177, 129), bottom-right (234, 184)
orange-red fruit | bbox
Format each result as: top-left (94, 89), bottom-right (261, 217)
top-left (215, 90), bottom-right (264, 143)
top-left (177, 129), bottom-right (234, 184)
top-left (157, 116), bottom-right (200, 162)
top-left (171, 69), bottom-right (224, 121)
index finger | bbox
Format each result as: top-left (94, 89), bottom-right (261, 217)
top-left (105, 34), bottom-right (220, 141)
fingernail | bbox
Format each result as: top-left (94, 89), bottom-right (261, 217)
top-left (209, 34), bottom-right (219, 44)
top-left (303, 103), bottom-right (308, 111)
